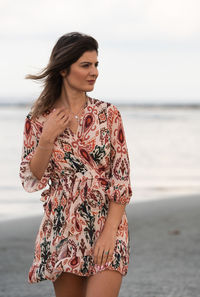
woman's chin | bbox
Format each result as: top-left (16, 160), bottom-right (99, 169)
top-left (85, 86), bottom-right (95, 92)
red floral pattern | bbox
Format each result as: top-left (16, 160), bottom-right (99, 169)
top-left (19, 97), bottom-right (132, 283)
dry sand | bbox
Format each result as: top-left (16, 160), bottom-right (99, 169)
top-left (0, 194), bottom-right (200, 297)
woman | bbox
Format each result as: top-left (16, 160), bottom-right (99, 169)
top-left (19, 32), bottom-right (132, 297)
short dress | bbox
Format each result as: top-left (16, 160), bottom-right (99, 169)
top-left (19, 97), bottom-right (133, 283)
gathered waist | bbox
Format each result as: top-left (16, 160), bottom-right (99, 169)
top-left (40, 171), bottom-right (111, 208)
top-left (48, 171), bottom-right (111, 190)
top-left (39, 171), bottom-right (110, 202)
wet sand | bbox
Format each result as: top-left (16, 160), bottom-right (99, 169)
top-left (0, 194), bottom-right (200, 297)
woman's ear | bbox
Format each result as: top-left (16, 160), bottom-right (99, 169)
top-left (60, 69), bottom-right (67, 77)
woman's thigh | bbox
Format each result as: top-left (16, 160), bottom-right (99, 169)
top-left (85, 269), bottom-right (123, 297)
top-left (53, 272), bottom-right (87, 297)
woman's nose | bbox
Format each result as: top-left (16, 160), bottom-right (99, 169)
top-left (90, 65), bottom-right (98, 77)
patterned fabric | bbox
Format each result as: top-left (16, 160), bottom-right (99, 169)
top-left (19, 97), bottom-right (133, 283)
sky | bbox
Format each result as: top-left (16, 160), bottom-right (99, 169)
top-left (0, 0), bottom-right (200, 104)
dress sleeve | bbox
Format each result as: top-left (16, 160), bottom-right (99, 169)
top-left (107, 104), bottom-right (133, 205)
top-left (19, 113), bottom-right (53, 193)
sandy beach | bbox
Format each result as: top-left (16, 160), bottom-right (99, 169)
top-left (0, 194), bottom-right (200, 297)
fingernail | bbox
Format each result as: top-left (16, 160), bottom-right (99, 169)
top-left (101, 265), bottom-right (104, 269)
top-left (53, 108), bottom-right (56, 112)
top-left (97, 265), bottom-right (100, 270)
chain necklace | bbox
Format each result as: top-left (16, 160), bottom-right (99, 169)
top-left (66, 95), bottom-right (88, 122)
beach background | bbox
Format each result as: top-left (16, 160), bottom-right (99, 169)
top-left (0, 103), bottom-right (200, 222)
top-left (1, 0), bottom-right (200, 296)
top-left (0, 102), bottom-right (200, 297)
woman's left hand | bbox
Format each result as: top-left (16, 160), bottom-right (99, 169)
top-left (93, 225), bottom-right (118, 267)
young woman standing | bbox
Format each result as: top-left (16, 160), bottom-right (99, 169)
top-left (19, 32), bottom-right (132, 297)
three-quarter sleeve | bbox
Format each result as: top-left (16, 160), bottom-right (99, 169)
top-left (107, 104), bottom-right (133, 205)
top-left (19, 113), bottom-right (53, 193)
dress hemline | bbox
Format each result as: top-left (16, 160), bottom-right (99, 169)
top-left (28, 265), bottom-right (128, 284)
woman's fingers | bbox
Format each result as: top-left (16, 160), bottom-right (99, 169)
top-left (93, 245), bottom-right (100, 265)
top-left (41, 108), bottom-right (71, 141)
top-left (55, 108), bottom-right (69, 120)
top-left (102, 248), bottom-right (114, 266)
top-left (101, 250), bottom-right (109, 266)
top-left (54, 107), bottom-right (66, 114)
top-left (63, 116), bottom-right (70, 125)
top-left (107, 250), bottom-right (113, 263)
top-left (94, 244), bottom-right (104, 266)
top-left (94, 245), bottom-right (114, 267)
top-left (52, 108), bottom-right (71, 128)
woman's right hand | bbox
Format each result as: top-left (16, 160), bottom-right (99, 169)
top-left (41, 108), bottom-right (71, 144)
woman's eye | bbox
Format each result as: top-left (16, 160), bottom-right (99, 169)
top-left (82, 63), bottom-right (99, 68)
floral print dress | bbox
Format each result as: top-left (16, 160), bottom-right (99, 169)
top-left (19, 97), bottom-right (132, 283)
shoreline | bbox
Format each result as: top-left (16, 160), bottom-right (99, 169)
top-left (0, 194), bottom-right (200, 297)
top-left (1, 100), bottom-right (200, 108)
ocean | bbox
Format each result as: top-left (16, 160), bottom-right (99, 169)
top-left (0, 103), bottom-right (200, 221)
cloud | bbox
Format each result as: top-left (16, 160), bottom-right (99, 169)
top-left (0, 0), bottom-right (199, 100)
top-left (144, 0), bottom-right (200, 40)
top-left (0, 0), bottom-right (199, 44)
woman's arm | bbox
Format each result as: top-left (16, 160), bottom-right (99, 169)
top-left (93, 104), bottom-right (132, 268)
top-left (30, 108), bottom-right (71, 180)
top-left (103, 201), bottom-right (126, 232)
top-left (19, 107), bottom-right (71, 192)
top-left (93, 201), bottom-right (126, 267)
top-left (30, 136), bottom-right (55, 180)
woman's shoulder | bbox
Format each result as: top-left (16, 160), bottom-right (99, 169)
top-left (23, 109), bottom-right (51, 139)
top-left (91, 97), bottom-right (119, 112)
top-left (25, 109), bottom-right (50, 124)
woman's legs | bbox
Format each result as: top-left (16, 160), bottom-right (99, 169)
top-left (52, 269), bottom-right (122, 297)
top-left (53, 272), bottom-right (87, 297)
top-left (85, 269), bottom-right (123, 297)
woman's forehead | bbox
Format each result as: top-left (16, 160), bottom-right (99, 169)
top-left (78, 50), bottom-right (98, 62)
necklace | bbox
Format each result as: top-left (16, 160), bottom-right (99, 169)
top-left (66, 95), bottom-right (88, 121)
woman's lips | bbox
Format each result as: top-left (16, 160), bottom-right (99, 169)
top-left (87, 80), bottom-right (95, 84)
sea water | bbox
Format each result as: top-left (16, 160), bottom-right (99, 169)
top-left (0, 104), bottom-right (200, 221)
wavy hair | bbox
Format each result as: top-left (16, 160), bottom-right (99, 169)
top-left (26, 32), bottom-right (98, 119)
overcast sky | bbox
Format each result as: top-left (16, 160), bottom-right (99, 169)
top-left (1, 0), bottom-right (200, 104)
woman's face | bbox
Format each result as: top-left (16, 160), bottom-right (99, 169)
top-left (61, 50), bottom-right (99, 93)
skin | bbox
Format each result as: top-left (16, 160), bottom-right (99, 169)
top-left (30, 50), bottom-right (125, 297)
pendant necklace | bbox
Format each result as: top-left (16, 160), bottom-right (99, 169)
top-left (67, 95), bottom-right (88, 122)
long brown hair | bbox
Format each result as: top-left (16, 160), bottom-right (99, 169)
top-left (26, 32), bottom-right (98, 120)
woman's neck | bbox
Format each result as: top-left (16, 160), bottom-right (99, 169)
top-left (55, 86), bottom-right (87, 113)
